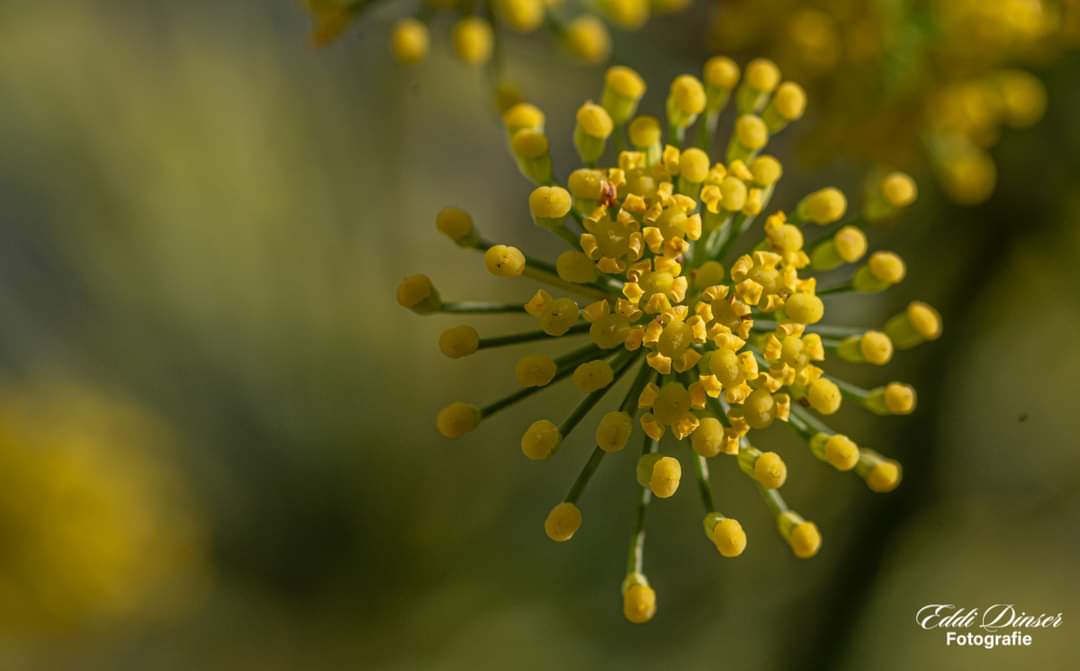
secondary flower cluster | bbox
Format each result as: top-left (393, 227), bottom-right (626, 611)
top-left (398, 59), bottom-right (941, 623)
top-left (710, 0), bottom-right (1068, 203)
top-left (304, 0), bottom-right (690, 69)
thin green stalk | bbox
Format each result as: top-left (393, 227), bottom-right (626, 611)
top-left (626, 434), bottom-right (659, 575)
top-left (750, 320), bottom-right (864, 338)
top-left (478, 343), bottom-right (604, 418)
top-left (693, 452), bottom-right (715, 513)
top-left (442, 302), bottom-right (527, 315)
top-left (817, 282), bottom-right (855, 296)
top-left (758, 482), bottom-right (788, 517)
top-left (476, 322), bottom-right (589, 349)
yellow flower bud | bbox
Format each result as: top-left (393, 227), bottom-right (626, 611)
top-left (596, 411), bottom-right (633, 452)
top-left (515, 355), bottom-right (557, 387)
top-left (556, 250), bottom-right (597, 284)
top-left (882, 172), bottom-right (917, 208)
top-left (435, 207), bottom-right (476, 246)
top-left (390, 19), bottom-right (429, 65)
top-left (719, 175), bottom-right (747, 212)
top-left (529, 185), bottom-right (573, 231)
top-left (539, 297), bottom-right (579, 336)
top-left (784, 292), bottom-right (824, 325)
top-left (810, 433), bottom-right (859, 471)
top-left (679, 148), bottom-right (710, 184)
top-left (638, 454), bottom-right (681, 498)
top-left (710, 517), bottom-right (747, 558)
top-left (691, 417), bottom-right (725, 457)
top-left (521, 419), bottom-right (561, 459)
top-left (839, 331), bottom-right (893, 365)
top-left (452, 17), bottom-right (494, 65)
top-left (883, 382), bottom-right (915, 414)
top-left (750, 155), bottom-right (782, 187)
top-left (503, 102), bottom-right (545, 135)
top-left (544, 502), bottom-right (582, 541)
top-left (599, 0), bottom-right (649, 30)
top-left (590, 313), bottom-right (631, 349)
top-left (743, 387), bottom-right (778, 430)
top-left (692, 261), bottom-right (725, 289)
top-left (603, 66), bottom-right (646, 125)
top-left (575, 102), bottom-right (614, 163)
top-left (439, 325), bottom-right (480, 358)
top-left (853, 251), bottom-right (905, 293)
top-left (885, 301), bottom-right (942, 349)
top-left (568, 169), bottom-right (604, 204)
top-left (510, 128), bottom-right (552, 184)
top-left (807, 378), bottom-right (841, 415)
top-left (939, 150), bottom-right (995, 205)
top-left (564, 17), bottom-right (611, 65)
top-left (797, 187), bottom-right (847, 225)
top-left (573, 359), bottom-right (614, 393)
top-left (629, 115), bottom-right (662, 149)
top-left (667, 75), bottom-right (706, 128)
top-left (497, 0), bottom-right (545, 33)
top-left (704, 56), bottom-right (740, 91)
top-left (436, 402), bottom-right (480, 438)
top-left (484, 244), bottom-right (527, 277)
top-left (774, 82), bottom-right (806, 121)
top-left (788, 520), bottom-right (821, 558)
top-left (753, 450), bottom-right (787, 489)
top-left (397, 274), bottom-right (441, 313)
top-left (745, 58), bottom-right (780, 92)
top-left (810, 224), bottom-right (866, 271)
top-left (622, 580), bottom-right (656, 624)
top-left (997, 69), bottom-right (1046, 128)
top-left (866, 459), bottom-right (901, 493)
top-left (728, 114), bottom-right (768, 162)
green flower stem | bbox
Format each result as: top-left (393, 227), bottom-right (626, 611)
top-left (809, 214), bottom-right (868, 245)
top-left (476, 322), bottom-right (590, 350)
top-left (713, 212), bottom-right (751, 261)
top-left (620, 360), bottom-right (657, 413)
top-left (565, 448), bottom-right (605, 504)
top-left (750, 320), bottom-right (864, 338)
top-left (442, 302), bottom-right (527, 315)
top-left (668, 123), bottom-right (686, 148)
top-left (478, 342), bottom-right (605, 419)
top-left (758, 481), bottom-right (789, 517)
top-left (788, 403), bottom-right (828, 440)
top-left (830, 375), bottom-right (871, 402)
top-left (626, 434), bottom-right (659, 575)
top-left (521, 266), bottom-right (614, 300)
top-left (554, 341), bottom-right (603, 367)
top-left (707, 396), bottom-right (733, 427)
top-left (692, 452), bottom-right (716, 513)
top-left (817, 282), bottom-right (855, 296)
top-left (472, 238), bottom-right (621, 298)
top-left (558, 350), bottom-right (640, 437)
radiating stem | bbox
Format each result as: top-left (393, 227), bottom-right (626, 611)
top-left (750, 320), bottom-right (864, 338)
top-left (476, 322), bottom-right (589, 349)
top-left (818, 282), bottom-right (855, 296)
top-left (626, 434), bottom-right (659, 575)
top-left (693, 452), bottom-right (716, 513)
top-left (558, 350), bottom-right (639, 437)
top-left (442, 302), bottom-right (527, 315)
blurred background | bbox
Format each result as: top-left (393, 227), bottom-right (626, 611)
top-left (1, 1), bottom-right (1078, 669)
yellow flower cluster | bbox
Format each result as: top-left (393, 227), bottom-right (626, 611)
top-left (709, 0), bottom-right (1071, 204)
top-left (399, 59), bottom-right (941, 623)
top-left (303, 0), bottom-right (691, 78)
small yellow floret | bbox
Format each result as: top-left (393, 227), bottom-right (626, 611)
top-left (799, 187), bottom-right (847, 225)
top-left (773, 82), bottom-right (806, 120)
top-left (596, 411), bottom-right (633, 452)
top-left (391, 19), bottom-right (429, 65)
top-left (435, 207), bottom-right (474, 244)
top-left (868, 251), bottom-right (906, 284)
top-left (867, 460), bottom-right (902, 493)
top-left (789, 521), bottom-right (821, 558)
top-left (606, 65), bottom-right (647, 100)
top-left (669, 75), bottom-right (707, 116)
top-left (785, 293), bottom-right (824, 325)
top-left (623, 583), bottom-right (656, 624)
top-left (568, 169), bottom-right (604, 201)
top-left (750, 155), bottom-right (782, 186)
top-left (439, 325), bottom-right (479, 358)
top-left (503, 103), bottom-right (545, 134)
top-left (564, 17), bottom-right (611, 64)
top-left (808, 378), bottom-right (841, 415)
top-left (692, 261), bottom-right (725, 289)
top-left (397, 274), bottom-right (436, 309)
top-left (629, 116), bottom-right (662, 148)
top-left (539, 297), bottom-right (579, 336)
top-left (735, 114), bottom-right (768, 150)
top-left (679, 148), bottom-right (710, 183)
top-left (745, 58), bottom-right (780, 92)
top-left (691, 417), bottom-right (724, 457)
top-left (860, 331), bottom-right (893, 365)
top-left (498, 0), bottom-right (545, 32)
top-left (573, 360), bottom-right (614, 393)
top-left (649, 456), bottom-right (682, 498)
top-left (511, 128), bottom-right (549, 159)
top-left (704, 56), bottom-right (740, 90)
top-left (711, 518), bottom-right (747, 558)
top-left (484, 245), bottom-right (526, 277)
top-left (529, 185), bottom-right (572, 219)
top-left (908, 302), bottom-right (942, 339)
top-left (544, 502), bottom-right (582, 541)
top-left (834, 226), bottom-right (867, 263)
top-left (452, 17), bottom-right (494, 65)
top-left (882, 172), bottom-right (917, 208)
top-left (515, 355), bottom-right (557, 387)
top-left (577, 102), bottom-right (614, 139)
top-left (883, 383), bottom-right (916, 414)
top-left (824, 434), bottom-right (859, 471)
top-left (521, 419), bottom-right (561, 459)
top-left (436, 402), bottom-right (480, 438)
top-left (556, 250), bottom-right (597, 283)
top-left (753, 451), bottom-right (787, 489)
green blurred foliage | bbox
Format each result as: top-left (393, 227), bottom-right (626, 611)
top-left (0, 2), bottom-right (1077, 669)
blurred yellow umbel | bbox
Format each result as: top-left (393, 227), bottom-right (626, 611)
top-left (398, 59), bottom-right (942, 622)
top-left (0, 382), bottom-right (205, 634)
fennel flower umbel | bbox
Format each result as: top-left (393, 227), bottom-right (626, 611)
top-left (398, 58), bottom-right (941, 623)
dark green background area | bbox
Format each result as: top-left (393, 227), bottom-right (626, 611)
top-left (0, 2), bottom-right (1077, 668)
